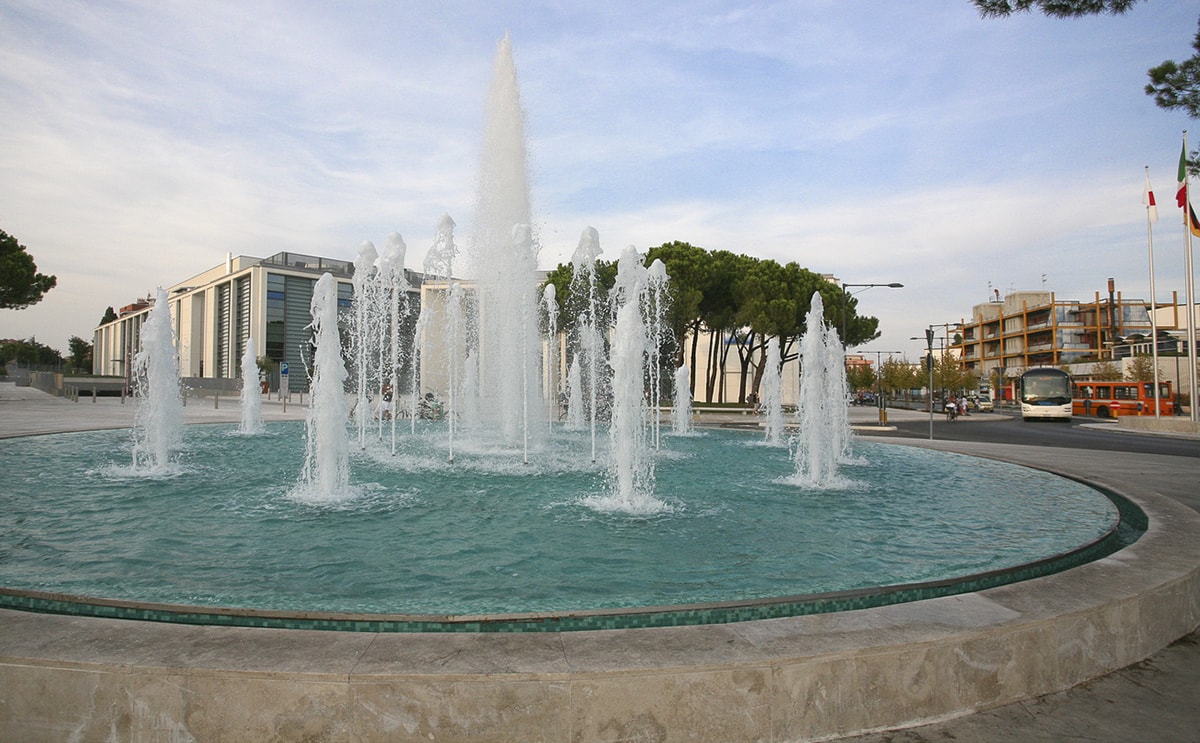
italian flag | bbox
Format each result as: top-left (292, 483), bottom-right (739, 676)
top-left (1178, 142), bottom-right (1189, 208)
top-left (1144, 170), bottom-right (1158, 222)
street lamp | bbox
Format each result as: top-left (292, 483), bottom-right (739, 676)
top-left (840, 283), bottom-right (904, 348)
top-left (910, 323), bottom-right (956, 440)
top-left (861, 350), bottom-right (900, 426)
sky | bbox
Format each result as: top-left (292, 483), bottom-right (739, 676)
top-left (1, 0), bottom-right (1196, 361)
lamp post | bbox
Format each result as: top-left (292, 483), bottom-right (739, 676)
top-left (839, 282), bottom-right (903, 348)
top-left (862, 350), bottom-right (900, 426)
top-left (910, 320), bottom-right (964, 438)
top-left (911, 328), bottom-right (949, 440)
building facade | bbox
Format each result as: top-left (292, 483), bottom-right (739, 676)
top-left (952, 287), bottom-right (1169, 381)
top-left (93, 252), bottom-right (421, 390)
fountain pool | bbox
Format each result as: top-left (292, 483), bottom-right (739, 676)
top-left (0, 421), bottom-right (1131, 631)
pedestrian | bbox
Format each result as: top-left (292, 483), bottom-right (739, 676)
top-left (380, 382), bottom-right (393, 420)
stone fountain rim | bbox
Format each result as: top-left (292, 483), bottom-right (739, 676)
top-left (0, 438), bottom-right (1139, 633)
top-left (4, 438), bottom-right (1198, 742)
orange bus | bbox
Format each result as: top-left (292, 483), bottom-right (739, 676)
top-left (1072, 381), bottom-right (1175, 418)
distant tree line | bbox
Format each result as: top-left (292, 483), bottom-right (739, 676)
top-left (542, 241), bottom-right (881, 404)
top-left (1, 337), bottom-right (92, 374)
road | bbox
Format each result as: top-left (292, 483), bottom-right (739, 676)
top-left (866, 406), bottom-right (1200, 459)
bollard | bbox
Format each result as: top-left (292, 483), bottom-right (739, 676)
top-left (92, 385), bottom-right (97, 403)
top-left (213, 392), bottom-right (219, 409)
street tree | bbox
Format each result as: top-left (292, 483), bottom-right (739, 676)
top-left (542, 242), bottom-right (880, 404)
top-left (934, 351), bottom-right (971, 397)
top-left (68, 336), bottom-right (92, 373)
top-left (0, 229), bottom-right (57, 310)
top-left (1091, 359), bottom-right (1124, 380)
top-left (1126, 353), bottom-right (1161, 383)
top-left (644, 241), bottom-right (713, 371)
top-left (846, 364), bottom-right (875, 393)
top-left (0, 338), bottom-right (63, 367)
top-left (881, 356), bottom-right (922, 399)
top-left (734, 259), bottom-right (830, 402)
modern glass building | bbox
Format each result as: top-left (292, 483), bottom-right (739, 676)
top-left (92, 252), bottom-right (421, 391)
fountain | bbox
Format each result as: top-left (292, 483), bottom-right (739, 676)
top-left (351, 240), bottom-right (380, 450)
top-left (1, 33), bottom-right (1184, 743)
top-left (129, 286), bottom-right (183, 473)
top-left (672, 364), bottom-right (693, 435)
top-left (3, 31), bottom-right (1125, 622)
top-left (236, 336), bottom-right (265, 435)
top-left (583, 245), bottom-right (666, 512)
top-left (567, 226), bottom-right (606, 456)
top-left (469, 33), bottom-right (541, 450)
top-left (760, 335), bottom-right (784, 444)
top-left (378, 231), bottom-right (410, 453)
top-left (791, 292), bottom-right (853, 487)
top-left (293, 273), bottom-right (351, 502)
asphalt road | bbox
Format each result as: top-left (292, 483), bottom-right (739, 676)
top-left (874, 407), bottom-right (1200, 459)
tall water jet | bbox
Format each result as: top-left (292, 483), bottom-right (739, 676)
top-left (568, 226), bottom-right (605, 459)
top-left (417, 215), bottom-right (461, 435)
top-left (672, 364), bottom-right (693, 435)
top-left (295, 273), bottom-right (351, 501)
top-left (130, 286), bottom-right (183, 472)
top-left (645, 259), bottom-right (670, 449)
top-left (542, 282), bottom-right (559, 423)
top-left (791, 292), bottom-right (852, 487)
top-left (470, 34), bottom-right (541, 448)
top-left (761, 336), bottom-right (784, 445)
top-left (565, 356), bottom-right (584, 429)
top-left (352, 241), bottom-right (380, 449)
top-left (379, 232), bottom-right (410, 454)
top-left (597, 246), bottom-right (667, 513)
top-left (237, 336), bottom-right (265, 435)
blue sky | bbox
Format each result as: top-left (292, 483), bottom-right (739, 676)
top-left (1, 0), bottom-right (1195, 361)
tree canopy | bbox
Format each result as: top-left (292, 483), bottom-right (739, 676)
top-left (973, 1), bottom-right (1139, 17)
top-left (0, 229), bottom-right (57, 310)
top-left (0, 338), bottom-right (63, 368)
top-left (68, 336), bottom-right (93, 373)
top-left (542, 241), bottom-right (881, 403)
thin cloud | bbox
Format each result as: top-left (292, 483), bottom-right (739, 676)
top-left (0, 0), bottom-right (1193, 364)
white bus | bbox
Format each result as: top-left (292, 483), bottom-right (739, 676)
top-left (1019, 367), bottom-right (1073, 422)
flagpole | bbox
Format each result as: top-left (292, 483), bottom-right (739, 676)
top-left (1146, 166), bottom-right (1161, 418)
top-left (1183, 132), bottom-right (1199, 422)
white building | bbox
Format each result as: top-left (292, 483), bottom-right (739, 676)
top-left (93, 252), bottom-right (420, 390)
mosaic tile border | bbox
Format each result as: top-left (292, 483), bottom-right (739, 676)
top-left (0, 482), bottom-right (1143, 633)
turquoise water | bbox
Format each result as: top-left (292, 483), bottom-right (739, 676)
top-left (0, 423), bottom-right (1118, 616)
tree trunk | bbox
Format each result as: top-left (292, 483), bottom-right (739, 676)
top-left (706, 328), bottom-right (720, 402)
top-left (750, 343), bottom-right (768, 401)
top-left (688, 320), bottom-right (701, 398)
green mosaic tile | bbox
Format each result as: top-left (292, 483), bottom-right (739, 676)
top-left (0, 488), bottom-right (1145, 634)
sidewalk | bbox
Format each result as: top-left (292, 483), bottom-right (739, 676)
top-left (0, 380), bottom-right (306, 438)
